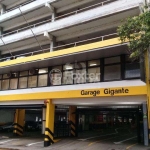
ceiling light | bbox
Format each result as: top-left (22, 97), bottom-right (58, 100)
top-left (90, 63), bottom-right (97, 66)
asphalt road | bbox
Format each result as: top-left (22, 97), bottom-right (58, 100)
top-left (0, 128), bottom-right (149, 150)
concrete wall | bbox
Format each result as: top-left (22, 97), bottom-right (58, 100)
top-left (0, 109), bottom-right (15, 123)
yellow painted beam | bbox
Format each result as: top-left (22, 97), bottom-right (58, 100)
top-left (0, 86), bottom-right (147, 101)
top-left (0, 38), bottom-right (121, 68)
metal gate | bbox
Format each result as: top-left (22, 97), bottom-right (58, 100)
top-left (54, 122), bottom-right (71, 138)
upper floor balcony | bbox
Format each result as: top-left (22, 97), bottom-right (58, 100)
top-left (0, 0), bottom-right (142, 55)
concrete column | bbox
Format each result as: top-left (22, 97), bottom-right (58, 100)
top-left (0, 4), bottom-right (6, 15)
top-left (143, 103), bottom-right (149, 146)
top-left (50, 36), bottom-right (56, 52)
top-left (44, 99), bottom-right (55, 147)
top-left (69, 106), bottom-right (77, 137)
top-left (145, 50), bottom-right (150, 142)
top-left (42, 108), bottom-right (46, 134)
top-left (13, 109), bottom-right (25, 136)
top-left (51, 9), bottom-right (56, 22)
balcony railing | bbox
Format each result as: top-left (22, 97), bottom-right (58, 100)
top-left (0, 33), bottom-right (118, 62)
top-left (0, 0), bottom-right (117, 38)
top-left (2, 0), bottom-right (37, 14)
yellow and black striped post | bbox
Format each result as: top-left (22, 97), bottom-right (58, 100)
top-left (69, 106), bottom-right (77, 137)
top-left (44, 99), bottom-right (55, 147)
top-left (13, 109), bottom-right (25, 136)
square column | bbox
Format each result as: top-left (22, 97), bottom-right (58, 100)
top-left (145, 50), bottom-right (150, 145)
top-left (69, 106), bottom-right (78, 137)
top-left (44, 99), bottom-right (55, 147)
top-left (13, 109), bottom-right (25, 136)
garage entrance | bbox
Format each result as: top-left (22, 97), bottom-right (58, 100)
top-left (0, 105), bottom-right (44, 139)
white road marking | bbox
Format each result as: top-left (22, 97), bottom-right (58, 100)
top-left (26, 141), bottom-right (43, 147)
top-left (0, 139), bottom-right (18, 144)
top-left (114, 136), bottom-right (137, 144)
top-left (78, 132), bottom-right (117, 141)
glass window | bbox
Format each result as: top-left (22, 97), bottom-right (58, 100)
top-left (88, 60), bottom-right (100, 67)
top-left (105, 56), bottom-right (120, 64)
top-left (38, 68), bottom-right (48, 74)
top-left (125, 63), bottom-right (140, 78)
top-left (63, 71), bottom-right (73, 84)
top-left (11, 72), bottom-right (18, 78)
top-left (88, 67), bottom-right (100, 83)
top-left (52, 66), bottom-right (62, 71)
top-left (104, 65), bottom-right (121, 81)
top-left (3, 74), bottom-right (9, 79)
top-left (28, 76), bottom-right (37, 88)
top-left (38, 74), bottom-right (48, 87)
top-left (20, 71), bottom-right (28, 76)
top-left (10, 78), bottom-right (18, 89)
top-left (74, 69), bottom-right (86, 84)
top-left (19, 77), bottom-right (28, 89)
top-left (2, 79), bottom-right (9, 90)
top-left (75, 62), bottom-right (86, 69)
top-left (50, 72), bottom-right (62, 85)
top-left (63, 64), bottom-right (74, 70)
top-left (29, 69), bottom-right (38, 75)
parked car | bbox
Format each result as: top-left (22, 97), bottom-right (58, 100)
top-left (0, 122), bottom-right (14, 132)
top-left (24, 121), bottom-right (39, 131)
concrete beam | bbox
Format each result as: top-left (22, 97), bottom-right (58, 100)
top-left (0, 0), bottom-right (140, 46)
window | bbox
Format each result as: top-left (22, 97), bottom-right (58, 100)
top-left (63, 71), bottom-right (73, 84)
top-left (63, 64), bottom-right (74, 70)
top-left (2, 79), bottom-right (9, 90)
top-left (125, 63), bottom-right (140, 78)
top-left (3, 74), bottom-right (9, 79)
top-left (50, 67), bottom-right (62, 85)
top-left (38, 74), bottom-right (48, 87)
top-left (75, 62), bottom-right (86, 69)
top-left (50, 72), bottom-right (62, 85)
top-left (88, 60), bottom-right (100, 67)
top-left (52, 66), bottom-right (62, 71)
top-left (19, 77), bottom-right (27, 89)
top-left (28, 76), bottom-right (37, 88)
top-left (38, 68), bottom-right (48, 74)
top-left (88, 67), bottom-right (100, 82)
top-left (10, 78), bottom-right (18, 89)
top-left (105, 56), bottom-right (120, 64)
top-left (104, 65), bottom-right (121, 81)
top-left (74, 69), bottom-right (86, 84)
top-left (20, 71), bottom-right (28, 76)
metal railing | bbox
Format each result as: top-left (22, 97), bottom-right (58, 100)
top-left (0, 33), bottom-right (118, 62)
top-left (0, 0), bottom-right (117, 38)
